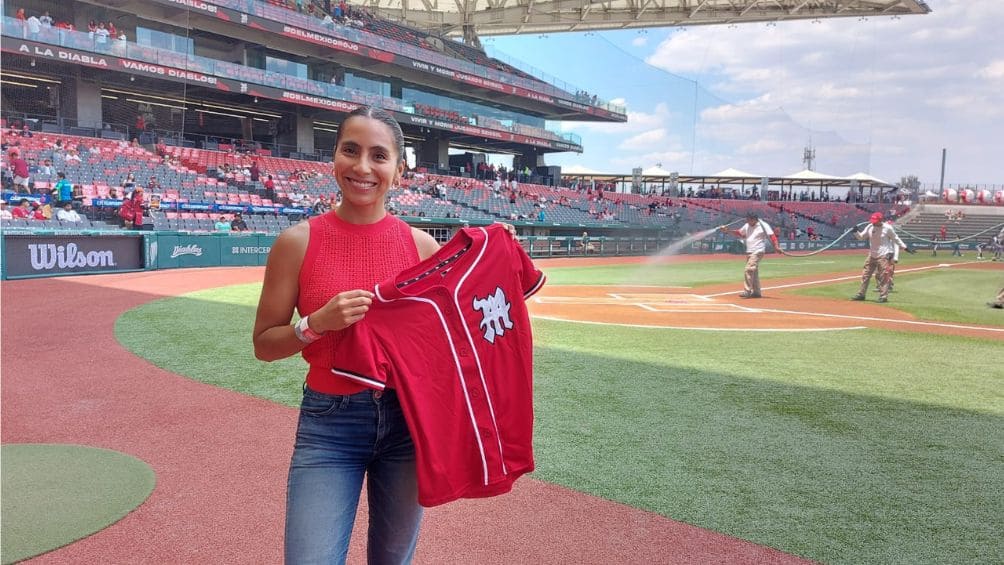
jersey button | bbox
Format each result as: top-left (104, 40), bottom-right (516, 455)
top-left (469, 388), bottom-right (480, 399)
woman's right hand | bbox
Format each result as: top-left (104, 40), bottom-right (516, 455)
top-left (309, 289), bottom-right (375, 333)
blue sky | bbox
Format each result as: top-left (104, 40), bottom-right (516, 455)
top-left (485, 0), bottom-right (1002, 188)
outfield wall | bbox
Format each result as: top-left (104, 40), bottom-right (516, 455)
top-left (0, 229), bottom-right (879, 280)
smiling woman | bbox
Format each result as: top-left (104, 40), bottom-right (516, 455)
top-left (250, 106), bottom-right (441, 563)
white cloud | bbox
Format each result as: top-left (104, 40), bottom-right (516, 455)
top-left (560, 102), bottom-right (673, 134)
top-left (978, 60), bottom-right (1004, 80)
top-left (618, 0), bottom-right (1004, 184)
top-left (632, 36), bottom-right (648, 47)
top-left (618, 128), bottom-right (667, 150)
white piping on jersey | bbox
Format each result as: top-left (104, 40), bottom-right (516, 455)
top-left (330, 368), bottom-right (386, 390)
top-left (453, 227), bottom-right (508, 476)
top-left (375, 282), bottom-right (491, 486)
top-left (524, 272), bottom-right (546, 299)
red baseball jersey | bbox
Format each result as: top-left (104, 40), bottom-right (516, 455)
top-left (330, 224), bottom-right (545, 506)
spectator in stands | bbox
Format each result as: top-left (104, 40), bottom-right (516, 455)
top-left (64, 149), bottom-right (82, 164)
top-left (56, 202), bottom-right (82, 223)
top-left (93, 22), bottom-right (110, 51)
top-left (215, 216), bottom-right (232, 232)
top-left (32, 201), bottom-right (49, 220)
top-left (0, 200), bottom-right (11, 220)
top-left (230, 212), bottom-right (248, 232)
top-left (312, 195), bottom-right (331, 215)
top-left (122, 172), bottom-right (137, 193)
top-left (39, 10), bottom-right (52, 29)
top-left (252, 106), bottom-right (445, 564)
top-left (8, 150), bottom-right (30, 194)
top-left (53, 172), bottom-right (73, 207)
top-left (147, 176), bottom-right (160, 191)
top-left (851, 213), bottom-right (910, 303)
top-left (26, 13), bottom-right (41, 40)
top-left (719, 212), bottom-right (780, 299)
top-left (114, 32), bottom-right (127, 55)
top-left (38, 158), bottom-right (54, 176)
top-left (119, 187), bottom-right (145, 229)
top-left (263, 174), bottom-right (276, 202)
top-left (11, 199), bottom-right (33, 219)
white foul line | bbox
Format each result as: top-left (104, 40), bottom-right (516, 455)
top-left (531, 315), bottom-right (867, 333)
top-left (702, 262), bottom-right (966, 298)
top-left (751, 308), bottom-right (1004, 334)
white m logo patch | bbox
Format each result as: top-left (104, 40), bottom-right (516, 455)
top-left (472, 286), bottom-right (513, 344)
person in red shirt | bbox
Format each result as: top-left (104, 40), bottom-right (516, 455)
top-left (8, 150), bottom-right (30, 193)
top-left (252, 105), bottom-right (522, 563)
top-left (253, 107), bottom-right (441, 564)
top-left (11, 199), bottom-right (33, 219)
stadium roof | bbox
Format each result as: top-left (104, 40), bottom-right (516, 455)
top-left (367, 0), bottom-right (931, 40)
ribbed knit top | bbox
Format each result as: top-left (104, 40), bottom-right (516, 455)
top-left (298, 211), bottom-right (420, 394)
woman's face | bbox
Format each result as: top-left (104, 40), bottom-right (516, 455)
top-left (333, 116), bottom-right (402, 210)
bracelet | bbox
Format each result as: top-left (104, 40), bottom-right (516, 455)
top-left (293, 315), bottom-right (324, 344)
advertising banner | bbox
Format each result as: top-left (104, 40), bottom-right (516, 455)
top-left (3, 234), bottom-right (144, 279)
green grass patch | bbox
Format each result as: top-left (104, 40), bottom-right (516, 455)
top-left (115, 281), bottom-right (1004, 564)
top-left (531, 320), bottom-right (1004, 565)
top-left (1, 444), bottom-right (155, 564)
top-left (542, 252), bottom-right (969, 288)
top-left (794, 267), bottom-right (1004, 326)
top-left (116, 283), bottom-right (306, 408)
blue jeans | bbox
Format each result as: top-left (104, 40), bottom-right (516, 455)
top-left (285, 388), bottom-right (423, 564)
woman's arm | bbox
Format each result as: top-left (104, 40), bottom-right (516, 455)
top-left (411, 227), bottom-right (441, 260)
top-left (253, 223), bottom-right (310, 361)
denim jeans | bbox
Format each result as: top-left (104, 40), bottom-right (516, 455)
top-left (285, 388), bottom-right (423, 565)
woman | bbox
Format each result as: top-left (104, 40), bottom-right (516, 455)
top-left (119, 186), bottom-right (144, 229)
top-left (253, 106), bottom-right (438, 564)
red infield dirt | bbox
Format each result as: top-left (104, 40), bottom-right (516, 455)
top-left (2, 256), bottom-right (999, 564)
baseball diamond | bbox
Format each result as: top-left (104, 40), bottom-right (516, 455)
top-left (2, 250), bottom-right (1002, 564)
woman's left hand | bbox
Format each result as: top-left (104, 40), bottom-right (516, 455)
top-left (495, 222), bottom-right (517, 239)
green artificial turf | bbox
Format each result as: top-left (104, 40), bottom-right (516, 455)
top-left (116, 283), bottom-right (307, 408)
top-left (114, 261), bottom-right (1004, 564)
top-left (794, 266), bottom-right (1004, 326)
top-left (1, 444), bottom-right (155, 564)
top-left (542, 252), bottom-right (971, 288)
top-left (530, 320), bottom-right (1004, 564)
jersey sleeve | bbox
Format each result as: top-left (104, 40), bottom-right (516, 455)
top-left (512, 236), bottom-right (545, 298)
top-left (328, 321), bottom-right (391, 390)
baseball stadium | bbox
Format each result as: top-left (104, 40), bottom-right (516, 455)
top-left (2, 0), bottom-right (1002, 563)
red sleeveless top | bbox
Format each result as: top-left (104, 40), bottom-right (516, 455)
top-left (298, 211), bottom-right (420, 394)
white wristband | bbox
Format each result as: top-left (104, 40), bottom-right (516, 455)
top-left (293, 316), bottom-right (323, 344)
